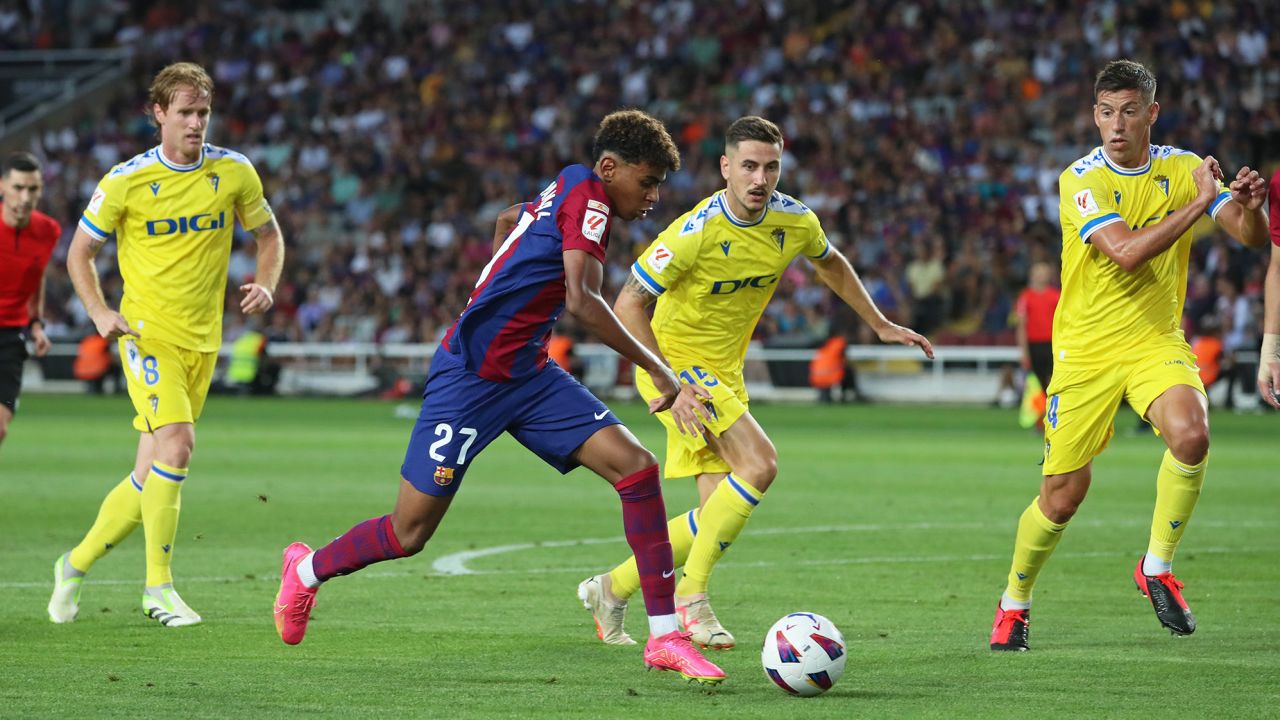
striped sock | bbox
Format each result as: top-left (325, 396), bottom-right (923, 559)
top-left (69, 473), bottom-right (144, 573)
top-left (142, 462), bottom-right (187, 587)
top-left (312, 514), bottom-right (408, 582)
top-left (676, 474), bottom-right (761, 597)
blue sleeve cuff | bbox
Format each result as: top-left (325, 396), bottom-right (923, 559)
top-left (1207, 191), bottom-right (1231, 220)
top-left (78, 215), bottom-right (110, 240)
top-left (1079, 213), bottom-right (1123, 242)
top-left (631, 263), bottom-right (665, 295)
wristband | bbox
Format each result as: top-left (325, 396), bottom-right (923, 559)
top-left (28, 318), bottom-right (44, 331)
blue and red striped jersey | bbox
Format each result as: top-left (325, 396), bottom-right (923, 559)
top-left (442, 164), bottom-right (614, 382)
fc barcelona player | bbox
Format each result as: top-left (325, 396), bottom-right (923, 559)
top-left (50, 62), bottom-right (284, 627)
top-left (578, 116), bottom-right (933, 649)
top-left (273, 110), bottom-right (724, 685)
top-left (989, 60), bottom-right (1269, 651)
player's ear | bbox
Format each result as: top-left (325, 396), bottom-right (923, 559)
top-left (720, 154), bottom-right (731, 181)
top-left (598, 155), bottom-right (616, 183)
top-left (1148, 101), bottom-right (1160, 125)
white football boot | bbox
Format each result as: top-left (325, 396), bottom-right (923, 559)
top-left (577, 574), bottom-right (635, 645)
top-left (677, 595), bottom-right (735, 649)
top-left (142, 585), bottom-right (202, 627)
top-left (48, 553), bottom-right (83, 624)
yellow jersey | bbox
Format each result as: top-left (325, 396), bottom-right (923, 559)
top-left (79, 144), bottom-right (274, 352)
top-left (631, 190), bottom-right (830, 375)
top-left (1054, 144), bottom-right (1230, 366)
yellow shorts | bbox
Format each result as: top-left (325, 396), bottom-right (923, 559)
top-left (120, 337), bottom-right (217, 432)
top-left (636, 364), bottom-right (748, 479)
top-left (1041, 340), bottom-right (1204, 475)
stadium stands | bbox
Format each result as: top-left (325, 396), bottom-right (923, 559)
top-left (6, 1), bottom-right (1278, 357)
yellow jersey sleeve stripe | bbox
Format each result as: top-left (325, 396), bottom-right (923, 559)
top-left (632, 262), bottom-right (666, 295)
top-left (79, 215), bottom-right (110, 240)
top-left (1079, 212), bottom-right (1123, 241)
top-left (1207, 191), bottom-right (1231, 220)
top-left (808, 242), bottom-right (831, 260)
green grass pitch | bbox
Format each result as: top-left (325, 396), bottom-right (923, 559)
top-left (1, 394), bottom-right (1276, 718)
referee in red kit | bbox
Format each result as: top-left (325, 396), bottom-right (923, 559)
top-left (0, 151), bottom-right (62, 449)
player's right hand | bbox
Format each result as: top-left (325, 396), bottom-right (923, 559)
top-left (648, 366), bottom-right (713, 436)
top-left (1254, 366), bottom-right (1274, 407)
top-left (1191, 156), bottom-right (1222, 201)
top-left (1259, 361), bottom-right (1280, 411)
top-left (90, 307), bottom-right (139, 340)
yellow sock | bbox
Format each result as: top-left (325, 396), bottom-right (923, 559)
top-left (1004, 497), bottom-right (1068, 604)
top-left (608, 508), bottom-right (698, 600)
top-left (1147, 450), bottom-right (1207, 565)
top-left (676, 475), bottom-right (762, 597)
top-left (68, 473), bottom-right (144, 572)
top-left (142, 462), bottom-right (187, 586)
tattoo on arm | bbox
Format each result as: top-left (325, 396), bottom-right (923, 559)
top-left (87, 237), bottom-right (106, 255)
top-left (251, 219), bottom-right (280, 240)
top-left (624, 274), bottom-right (659, 306)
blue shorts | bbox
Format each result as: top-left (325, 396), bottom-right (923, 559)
top-left (400, 349), bottom-right (621, 496)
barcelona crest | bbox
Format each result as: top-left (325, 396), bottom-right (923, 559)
top-left (433, 466), bottom-right (455, 486)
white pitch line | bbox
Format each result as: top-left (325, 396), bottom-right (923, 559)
top-left (431, 517), bottom-right (1278, 575)
top-left (1, 545), bottom-right (1267, 590)
top-left (3, 518), bottom-right (1272, 589)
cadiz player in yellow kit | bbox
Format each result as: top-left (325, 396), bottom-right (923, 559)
top-left (49, 62), bottom-right (284, 626)
top-left (578, 116), bottom-right (933, 648)
top-left (989, 60), bottom-right (1269, 651)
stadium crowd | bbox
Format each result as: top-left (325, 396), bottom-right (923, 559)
top-left (10, 0), bottom-right (1280, 357)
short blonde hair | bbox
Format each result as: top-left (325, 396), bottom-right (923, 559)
top-left (148, 62), bottom-right (214, 118)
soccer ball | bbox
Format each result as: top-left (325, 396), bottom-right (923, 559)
top-left (760, 612), bottom-right (846, 696)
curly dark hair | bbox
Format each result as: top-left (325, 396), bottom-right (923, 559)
top-left (1094, 59), bottom-right (1157, 105)
top-left (592, 110), bottom-right (681, 172)
top-left (725, 115), bottom-right (783, 150)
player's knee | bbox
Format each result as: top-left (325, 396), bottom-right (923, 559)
top-left (0, 422), bottom-right (8, 446)
top-left (619, 447), bottom-right (658, 478)
top-left (391, 520), bottom-right (431, 556)
top-left (1040, 475), bottom-right (1088, 523)
top-left (158, 442), bottom-right (194, 469)
top-left (739, 454), bottom-right (777, 491)
top-left (1168, 425), bottom-right (1210, 465)
top-left (1042, 495), bottom-right (1081, 523)
top-left (151, 423), bottom-right (196, 467)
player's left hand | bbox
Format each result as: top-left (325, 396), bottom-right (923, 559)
top-left (1228, 166), bottom-right (1267, 210)
top-left (239, 283), bottom-right (274, 314)
top-left (876, 323), bottom-right (935, 359)
top-left (30, 324), bottom-right (51, 357)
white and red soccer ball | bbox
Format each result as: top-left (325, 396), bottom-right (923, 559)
top-left (760, 612), bottom-right (847, 696)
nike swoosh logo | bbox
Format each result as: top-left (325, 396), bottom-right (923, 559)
top-left (274, 602), bottom-right (288, 615)
top-left (662, 569), bottom-right (675, 578)
top-left (594, 410), bottom-right (609, 420)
